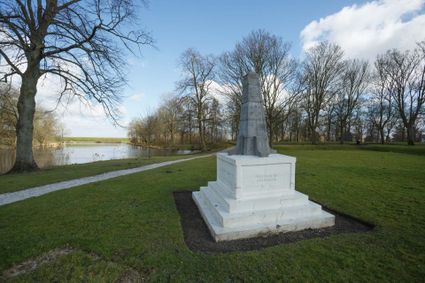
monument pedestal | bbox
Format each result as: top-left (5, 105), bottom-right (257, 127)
top-left (193, 153), bottom-right (335, 241)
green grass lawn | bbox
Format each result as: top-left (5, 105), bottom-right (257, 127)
top-left (0, 154), bottom-right (204, 194)
top-left (274, 143), bottom-right (425, 156)
top-left (0, 146), bottom-right (424, 281)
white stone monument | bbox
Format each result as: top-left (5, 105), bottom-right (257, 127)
top-left (193, 72), bottom-right (335, 241)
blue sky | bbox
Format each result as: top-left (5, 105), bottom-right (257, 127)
top-left (48, 0), bottom-right (424, 137)
top-left (122, 0), bottom-right (365, 115)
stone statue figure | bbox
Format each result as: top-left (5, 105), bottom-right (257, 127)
top-left (232, 72), bottom-right (274, 157)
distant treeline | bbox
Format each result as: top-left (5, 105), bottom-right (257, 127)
top-left (128, 30), bottom-right (425, 149)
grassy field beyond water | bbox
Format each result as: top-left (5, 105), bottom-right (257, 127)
top-left (63, 137), bottom-right (129, 143)
top-left (0, 145), bottom-right (424, 281)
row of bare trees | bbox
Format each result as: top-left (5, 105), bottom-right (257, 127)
top-left (128, 93), bottom-right (225, 149)
top-left (129, 30), bottom-right (425, 148)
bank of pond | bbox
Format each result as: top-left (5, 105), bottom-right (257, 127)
top-left (0, 143), bottom-right (197, 174)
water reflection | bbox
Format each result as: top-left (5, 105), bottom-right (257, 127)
top-left (0, 143), bottom-right (195, 174)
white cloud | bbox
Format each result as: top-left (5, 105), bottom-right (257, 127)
top-left (300, 0), bottom-right (425, 60)
top-left (128, 93), bottom-right (143, 102)
top-left (35, 73), bottom-right (128, 137)
top-left (207, 80), bottom-right (229, 105)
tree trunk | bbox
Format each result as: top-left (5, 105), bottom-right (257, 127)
top-left (339, 121), bottom-right (344, 144)
top-left (268, 124), bottom-right (274, 147)
top-left (310, 112), bottom-right (320, 145)
top-left (197, 113), bottom-right (206, 151)
top-left (407, 124), bottom-right (415, 145)
top-left (9, 70), bottom-right (39, 173)
top-left (380, 128), bottom-right (385, 145)
top-left (327, 119), bottom-right (331, 142)
top-left (280, 123), bottom-right (285, 142)
top-left (310, 124), bottom-right (318, 145)
top-left (386, 128), bottom-right (391, 143)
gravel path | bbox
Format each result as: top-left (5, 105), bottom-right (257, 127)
top-left (0, 154), bottom-right (212, 206)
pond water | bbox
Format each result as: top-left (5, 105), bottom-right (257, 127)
top-left (0, 143), bottom-right (195, 174)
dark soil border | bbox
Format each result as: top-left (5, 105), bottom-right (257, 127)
top-left (173, 191), bottom-right (374, 254)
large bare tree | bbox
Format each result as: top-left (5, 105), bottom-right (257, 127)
top-left (218, 30), bottom-right (297, 145)
top-left (300, 42), bottom-right (344, 144)
top-left (368, 57), bottom-right (397, 144)
top-left (217, 50), bottom-right (244, 139)
top-left (0, 0), bottom-right (152, 172)
top-left (335, 59), bottom-right (369, 143)
top-left (157, 95), bottom-right (183, 146)
top-left (176, 48), bottom-right (215, 151)
top-left (379, 43), bottom-right (425, 145)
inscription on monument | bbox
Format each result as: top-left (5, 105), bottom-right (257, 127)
top-left (242, 163), bottom-right (292, 193)
top-left (255, 173), bottom-right (278, 183)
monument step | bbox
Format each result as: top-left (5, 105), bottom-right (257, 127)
top-left (193, 191), bottom-right (222, 230)
top-left (211, 210), bottom-right (335, 242)
top-left (220, 202), bottom-right (323, 228)
top-left (198, 188), bottom-right (323, 228)
top-left (207, 181), bottom-right (234, 199)
top-left (193, 190), bottom-right (334, 241)
top-left (202, 183), bottom-right (309, 213)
